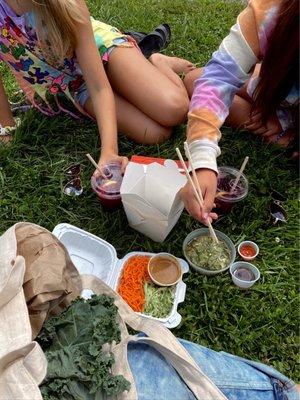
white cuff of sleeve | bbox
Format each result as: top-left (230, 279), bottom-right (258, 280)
top-left (220, 23), bottom-right (258, 75)
top-left (186, 139), bottom-right (221, 174)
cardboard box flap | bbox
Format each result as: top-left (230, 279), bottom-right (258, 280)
top-left (145, 162), bottom-right (186, 216)
top-left (120, 162), bottom-right (145, 195)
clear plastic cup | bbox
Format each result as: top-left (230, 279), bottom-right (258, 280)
top-left (91, 162), bottom-right (123, 210)
top-left (215, 166), bottom-right (249, 214)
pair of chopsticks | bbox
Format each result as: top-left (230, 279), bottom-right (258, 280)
top-left (176, 142), bottom-right (219, 243)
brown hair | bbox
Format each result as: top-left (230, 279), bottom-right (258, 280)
top-left (32, 0), bottom-right (85, 63)
top-left (252, 0), bottom-right (299, 126)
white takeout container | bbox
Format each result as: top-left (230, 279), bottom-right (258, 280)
top-left (120, 161), bottom-right (187, 243)
top-left (52, 223), bottom-right (189, 328)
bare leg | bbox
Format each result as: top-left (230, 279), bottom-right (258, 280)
top-left (149, 53), bottom-right (195, 85)
top-left (84, 94), bottom-right (171, 145)
top-left (0, 76), bottom-right (15, 143)
top-left (0, 77), bottom-right (14, 126)
top-left (224, 95), bottom-right (252, 129)
top-left (106, 47), bottom-right (190, 127)
top-left (183, 67), bottom-right (203, 98)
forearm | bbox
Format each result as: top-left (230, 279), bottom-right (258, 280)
top-left (0, 76), bottom-right (14, 126)
top-left (90, 86), bottom-right (118, 157)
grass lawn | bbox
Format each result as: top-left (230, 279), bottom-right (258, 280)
top-left (0, 0), bottom-right (299, 381)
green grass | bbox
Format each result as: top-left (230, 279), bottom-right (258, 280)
top-left (1, 0), bottom-right (299, 381)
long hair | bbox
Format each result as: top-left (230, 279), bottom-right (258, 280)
top-left (252, 0), bottom-right (299, 126)
top-left (32, 0), bottom-right (85, 63)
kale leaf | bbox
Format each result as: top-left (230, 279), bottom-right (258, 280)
top-left (38, 295), bottom-right (130, 400)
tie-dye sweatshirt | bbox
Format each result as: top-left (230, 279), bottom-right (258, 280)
top-left (186, 0), bottom-right (284, 173)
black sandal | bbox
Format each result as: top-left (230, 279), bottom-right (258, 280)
top-left (125, 23), bottom-right (171, 58)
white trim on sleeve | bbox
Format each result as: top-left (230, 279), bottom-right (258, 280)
top-left (220, 23), bottom-right (258, 74)
top-left (186, 139), bottom-right (221, 174)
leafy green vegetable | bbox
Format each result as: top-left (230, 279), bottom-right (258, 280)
top-left (143, 282), bottom-right (174, 318)
top-left (186, 235), bottom-right (231, 271)
top-left (38, 295), bottom-right (130, 400)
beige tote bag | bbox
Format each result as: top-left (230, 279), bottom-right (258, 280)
top-left (0, 225), bottom-right (47, 400)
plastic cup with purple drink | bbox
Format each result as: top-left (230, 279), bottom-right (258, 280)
top-left (215, 166), bottom-right (249, 214)
top-left (91, 162), bottom-right (123, 209)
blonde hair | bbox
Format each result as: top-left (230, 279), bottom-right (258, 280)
top-left (32, 0), bottom-right (85, 63)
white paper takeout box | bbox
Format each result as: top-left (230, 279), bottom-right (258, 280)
top-left (52, 223), bottom-right (189, 329)
top-left (120, 161), bottom-right (187, 242)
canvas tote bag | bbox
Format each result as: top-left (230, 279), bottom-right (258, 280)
top-left (0, 224), bottom-right (47, 400)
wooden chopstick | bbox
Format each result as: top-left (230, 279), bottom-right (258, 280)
top-left (230, 156), bottom-right (249, 194)
top-left (86, 153), bottom-right (102, 175)
top-left (176, 146), bottom-right (219, 243)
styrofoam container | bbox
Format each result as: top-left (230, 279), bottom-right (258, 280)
top-left (52, 223), bottom-right (189, 328)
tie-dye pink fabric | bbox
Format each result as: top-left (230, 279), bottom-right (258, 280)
top-left (187, 0), bottom-right (298, 147)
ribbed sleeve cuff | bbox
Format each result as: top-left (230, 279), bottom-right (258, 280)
top-left (186, 139), bottom-right (221, 174)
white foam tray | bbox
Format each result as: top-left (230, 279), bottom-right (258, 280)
top-left (52, 223), bottom-right (189, 329)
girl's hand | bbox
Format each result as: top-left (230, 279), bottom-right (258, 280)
top-left (180, 168), bottom-right (218, 225)
top-left (93, 153), bottom-right (129, 178)
top-left (244, 112), bottom-right (281, 137)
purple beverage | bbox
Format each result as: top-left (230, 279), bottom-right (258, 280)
top-left (91, 162), bottom-right (123, 210)
top-left (214, 166), bottom-right (248, 214)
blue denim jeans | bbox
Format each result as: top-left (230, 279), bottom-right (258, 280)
top-left (127, 338), bottom-right (298, 400)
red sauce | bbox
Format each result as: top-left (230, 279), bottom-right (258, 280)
top-left (240, 245), bottom-right (256, 258)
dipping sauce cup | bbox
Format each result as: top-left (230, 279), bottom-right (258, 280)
top-left (148, 253), bottom-right (182, 287)
top-left (230, 261), bottom-right (260, 289)
top-left (238, 241), bottom-right (259, 261)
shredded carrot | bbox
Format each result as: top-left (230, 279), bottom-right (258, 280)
top-left (118, 255), bottom-right (151, 312)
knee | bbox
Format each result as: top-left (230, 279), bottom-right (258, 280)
top-left (140, 125), bottom-right (172, 145)
top-left (183, 68), bottom-right (203, 98)
top-left (158, 91), bottom-right (189, 127)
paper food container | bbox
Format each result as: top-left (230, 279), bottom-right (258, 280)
top-left (52, 223), bottom-right (189, 329)
top-left (120, 161), bottom-right (187, 243)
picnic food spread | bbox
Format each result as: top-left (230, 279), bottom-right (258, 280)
top-left (185, 235), bottom-right (231, 271)
top-left (118, 255), bottom-right (176, 318)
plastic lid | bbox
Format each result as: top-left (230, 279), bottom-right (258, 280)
top-left (91, 162), bottom-right (123, 198)
top-left (217, 166), bottom-right (248, 202)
